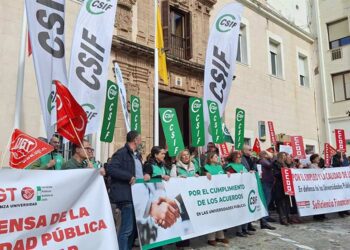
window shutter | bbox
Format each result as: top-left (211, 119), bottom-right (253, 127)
top-left (185, 11), bottom-right (192, 60)
top-left (328, 19), bottom-right (350, 42)
top-left (161, 1), bottom-right (170, 50)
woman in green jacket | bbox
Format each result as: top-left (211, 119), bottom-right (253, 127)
top-left (173, 149), bottom-right (199, 178)
top-left (143, 146), bottom-right (170, 181)
top-left (204, 152), bottom-right (230, 247)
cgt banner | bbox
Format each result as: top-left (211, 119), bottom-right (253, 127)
top-left (0, 169), bottom-right (118, 249)
top-left (68, 0), bottom-right (118, 135)
top-left (292, 168), bottom-right (350, 216)
top-left (132, 174), bottom-right (267, 249)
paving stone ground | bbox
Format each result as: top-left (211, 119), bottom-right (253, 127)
top-left (156, 212), bottom-right (350, 250)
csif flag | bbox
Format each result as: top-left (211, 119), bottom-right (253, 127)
top-left (9, 129), bottom-right (54, 169)
top-left (252, 138), bottom-right (261, 155)
top-left (25, 0), bottom-right (68, 138)
top-left (55, 81), bottom-right (87, 145)
top-left (68, 0), bottom-right (118, 134)
top-left (203, 3), bottom-right (243, 145)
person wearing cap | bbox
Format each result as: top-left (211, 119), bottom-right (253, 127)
top-left (29, 135), bottom-right (64, 170)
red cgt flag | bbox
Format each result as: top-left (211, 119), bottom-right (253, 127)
top-left (55, 80), bottom-right (87, 145)
top-left (252, 138), bottom-right (261, 154)
top-left (9, 129), bottom-right (54, 169)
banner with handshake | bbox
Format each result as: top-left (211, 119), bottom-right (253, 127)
top-left (132, 173), bottom-right (268, 249)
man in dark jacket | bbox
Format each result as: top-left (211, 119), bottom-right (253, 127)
top-left (108, 131), bottom-right (143, 250)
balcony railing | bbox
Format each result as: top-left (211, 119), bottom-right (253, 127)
top-left (170, 34), bottom-right (186, 59)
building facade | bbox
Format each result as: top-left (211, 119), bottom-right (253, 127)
top-left (3, 0), bottom-right (346, 164)
top-left (314, 0), bottom-right (350, 152)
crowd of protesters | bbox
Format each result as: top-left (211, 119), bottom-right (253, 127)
top-left (31, 131), bottom-right (350, 250)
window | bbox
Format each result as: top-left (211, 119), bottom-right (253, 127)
top-left (269, 39), bottom-right (283, 77)
top-left (332, 71), bottom-right (350, 102)
top-left (161, 1), bottom-right (192, 60)
top-left (298, 53), bottom-right (309, 87)
top-left (258, 121), bottom-right (266, 141)
top-left (327, 18), bottom-right (350, 49)
top-left (244, 138), bottom-right (251, 146)
top-left (236, 24), bottom-right (248, 64)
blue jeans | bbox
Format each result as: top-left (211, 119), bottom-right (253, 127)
top-left (117, 202), bottom-right (135, 250)
top-left (261, 182), bottom-right (273, 224)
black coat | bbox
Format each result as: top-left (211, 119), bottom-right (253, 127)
top-left (107, 143), bottom-right (141, 204)
top-left (272, 160), bottom-right (286, 200)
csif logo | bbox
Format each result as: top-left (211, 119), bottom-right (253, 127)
top-left (248, 190), bottom-right (258, 213)
top-left (107, 84), bottom-right (118, 101)
top-left (223, 124), bottom-right (230, 136)
top-left (131, 98), bottom-right (140, 113)
top-left (236, 110), bottom-right (244, 122)
top-left (162, 110), bottom-right (174, 123)
top-left (209, 102), bottom-right (218, 114)
top-left (191, 99), bottom-right (202, 113)
top-left (86, 0), bottom-right (113, 15)
top-left (82, 103), bottom-right (98, 121)
top-left (216, 14), bottom-right (237, 32)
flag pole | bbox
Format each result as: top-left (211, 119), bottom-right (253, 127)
top-left (0, 135), bottom-right (12, 169)
top-left (154, 0), bottom-right (159, 146)
top-left (14, 6), bottom-right (27, 129)
top-left (68, 118), bottom-right (91, 166)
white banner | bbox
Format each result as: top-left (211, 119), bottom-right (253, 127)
top-left (68, 0), bottom-right (118, 134)
top-left (114, 63), bottom-right (130, 132)
top-left (132, 173), bottom-right (267, 249)
top-left (292, 168), bottom-right (350, 216)
top-left (203, 3), bottom-right (243, 144)
top-left (25, 0), bottom-right (68, 137)
top-left (0, 169), bottom-right (118, 249)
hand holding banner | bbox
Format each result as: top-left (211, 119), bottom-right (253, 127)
top-left (9, 129), bottom-right (54, 169)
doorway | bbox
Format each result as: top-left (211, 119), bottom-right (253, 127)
top-left (159, 91), bottom-right (190, 148)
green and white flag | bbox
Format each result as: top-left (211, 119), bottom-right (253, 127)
top-left (100, 81), bottom-right (119, 142)
top-left (207, 100), bottom-right (224, 144)
top-left (130, 95), bottom-right (141, 133)
top-left (189, 97), bottom-right (205, 147)
top-left (159, 108), bottom-right (185, 157)
top-left (234, 108), bottom-right (245, 150)
top-left (223, 123), bottom-right (234, 144)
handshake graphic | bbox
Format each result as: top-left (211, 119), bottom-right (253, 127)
top-left (149, 196), bottom-right (182, 229)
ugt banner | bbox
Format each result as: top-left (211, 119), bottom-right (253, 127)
top-left (207, 100), bottom-right (224, 144)
top-left (25, 0), bottom-right (68, 137)
top-left (203, 3), bottom-right (243, 145)
top-left (132, 174), bottom-right (267, 249)
top-left (234, 108), bottom-right (245, 150)
top-left (0, 169), bottom-right (118, 249)
top-left (159, 108), bottom-right (185, 157)
top-left (189, 97), bottom-right (205, 147)
top-left (292, 168), bottom-right (350, 216)
top-left (100, 81), bottom-right (119, 143)
top-left (130, 95), bottom-right (141, 134)
top-left (68, 0), bottom-right (118, 135)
